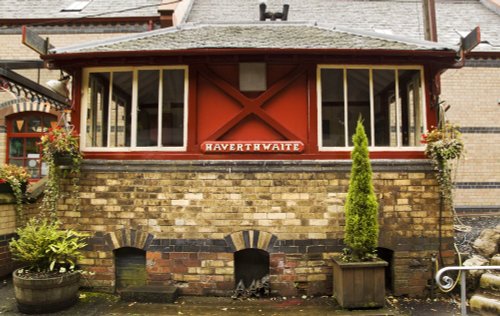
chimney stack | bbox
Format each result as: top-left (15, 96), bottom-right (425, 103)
top-left (158, 0), bottom-right (179, 28)
top-left (422, 0), bottom-right (438, 42)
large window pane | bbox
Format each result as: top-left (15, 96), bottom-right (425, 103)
top-left (137, 70), bottom-right (159, 147)
top-left (109, 72), bottom-right (132, 147)
top-left (347, 69), bottom-right (371, 146)
top-left (319, 66), bottom-right (423, 148)
top-left (373, 70), bottom-right (397, 146)
top-left (87, 72), bottom-right (110, 147)
top-left (162, 70), bottom-right (185, 146)
top-left (321, 69), bottom-right (345, 147)
top-left (399, 70), bottom-right (423, 146)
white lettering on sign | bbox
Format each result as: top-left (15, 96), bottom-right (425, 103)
top-left (201, 141), bottom-right (304, 154)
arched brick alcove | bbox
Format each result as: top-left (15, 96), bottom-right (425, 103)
top-left (224, 230), bottom-right (277, 252)
top-left (104, 228), bottom-right (154, 251)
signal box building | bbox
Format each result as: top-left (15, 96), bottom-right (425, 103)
top-left (39, 0), bottom-right (476, 296)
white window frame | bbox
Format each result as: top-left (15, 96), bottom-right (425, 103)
top-left (81, 66), bottom-right (189, 152)
top-left (317, 65), bottom-right (426, 152)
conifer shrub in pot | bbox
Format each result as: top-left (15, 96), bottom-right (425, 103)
top-left (9, 217), bottom-right (88, 314)
top-left (332, 119), bottom-right (387, 309)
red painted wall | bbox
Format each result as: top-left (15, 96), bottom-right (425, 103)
top-left (78, 62), bottom-right (430, 160)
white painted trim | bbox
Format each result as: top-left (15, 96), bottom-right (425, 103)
top-left (369, 69), bottom-right (375, 146)
top-left (158, 70), bottom-right (164, 147)
top-left (106, 72), bottom-right (113, 148)
top-left (316, 67), bottom-right (323, 149)
top-left (395, 69), bottom-right (401, 147)
top-left (131, 69), bottom-right (138, 148)
top-left (343, 68), bottom-right (348, 146)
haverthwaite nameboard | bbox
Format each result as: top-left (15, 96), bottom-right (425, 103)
top-left (201, 141), bottom-right (304, 154)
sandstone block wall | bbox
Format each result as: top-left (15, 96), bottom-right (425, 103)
top-left (57, 160), bottom-right (454, 297)
top-left (441, 65), bottom-right (500, 212)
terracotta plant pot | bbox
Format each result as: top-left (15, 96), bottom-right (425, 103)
top-left (332, 256), bottom-right (388, 309)
top-left (12, 268), bottom-right (81, 314)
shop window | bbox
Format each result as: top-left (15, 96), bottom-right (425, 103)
top-left (6, 112), bottom-right (57, 179)
top-left (318, 66), bottom-right (425, 150)
top-left (83, 66), bottom-right (187, 151)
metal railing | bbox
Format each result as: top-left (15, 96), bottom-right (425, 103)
top-left (435, 265), bottom-right (500, 316)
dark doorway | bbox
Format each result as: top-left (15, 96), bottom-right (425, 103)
top-left (114, 247), bottom-right (147, 291)
top-left (234, 249), bottom-right (270, 288)
top-left (377, 247), bottom-right (394, 292)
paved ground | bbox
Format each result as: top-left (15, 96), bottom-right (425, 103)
top-left (0, 277), bottom-right (467, 316)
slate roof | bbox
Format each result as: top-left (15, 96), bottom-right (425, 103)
top-left (187, 0), bottom-right (500, 51)
top-left (0, 0), bottom-right (160, 19)
top-left (50, 22), bottom-right (455, 54)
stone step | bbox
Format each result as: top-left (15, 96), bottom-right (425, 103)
top-left (120, 285), bottom-right (179, 303)
top-left (480, 272), bottom-right (500, 291)
top-left (491, 254), bottom-right (500, 266)
top-left (470, 293), bottom-right (500, 316)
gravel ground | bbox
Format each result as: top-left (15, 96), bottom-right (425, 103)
top-left (454, 215), bottom-right (500, 256)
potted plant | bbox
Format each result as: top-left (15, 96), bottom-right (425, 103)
top-left (332, 119), bottom-right (387, 309)
top-left (0, 164), bottom-right (31, 223)
top-left (9, 217), bottom-right (88, 314)
top-left (39, 125), bottom-right (82, 218)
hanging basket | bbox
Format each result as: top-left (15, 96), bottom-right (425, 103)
top-left (0, 181), bottom-right (27, 194)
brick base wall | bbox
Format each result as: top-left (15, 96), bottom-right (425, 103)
top-left (0, 233), bottom-right (15, 278)
top-left (0, 201), bottom-right (16, 278)
top-left (59, 160), bottom-right (454, 297)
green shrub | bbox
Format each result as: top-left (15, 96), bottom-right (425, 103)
top-left (343, 119), bottom-right (379, 261)
top-left (9, 218), bottom-right (88, 272)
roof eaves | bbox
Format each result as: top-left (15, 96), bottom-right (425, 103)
top-left (321, 24), bottom-right (458, 51)
top-left (50, 23), bottom-right (193, 54)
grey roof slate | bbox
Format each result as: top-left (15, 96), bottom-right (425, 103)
top-left (50, 22), bottom-right (455, 54)
top-left (187, 0), bottom-right (500, 51)
top-left (0, 0), bottom-right (160, 19)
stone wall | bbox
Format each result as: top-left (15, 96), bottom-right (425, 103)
top-left (58, 160), bottom-right (454, 297)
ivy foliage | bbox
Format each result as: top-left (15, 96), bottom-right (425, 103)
top-left (343, 119), bottom-right (379, 261)
top-left (40, 126), bottom-right (82, 220)
top-left (9, 218), bottom-right (88, 273)
top-left (0, 164), bottom-right (30, 223)
top-left (422, 123), bottom-right (463, 207)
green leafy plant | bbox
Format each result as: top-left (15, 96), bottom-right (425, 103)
top-left (0, 164), bottom-right (30, 222)
top-left (421, 123), bottom-right (464, 207)
top-left (9, 217), bottom-right (88, 273)
top-left (40, 126), bottom-right (82, 219)
top-left (343, 119), bottom-right (379, 262)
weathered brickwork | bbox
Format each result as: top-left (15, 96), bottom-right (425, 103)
top-left (56, 160), bottom-right (454, 297)
top-left (0, 200), bottom-right (16, 277)
top-left (440, 67), bottom-right (500, 210)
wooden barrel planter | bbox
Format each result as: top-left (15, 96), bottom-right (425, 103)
top-left (332, 257), bottom-right (388, 309)
top-left (13, 269), bottom-right (81, 314)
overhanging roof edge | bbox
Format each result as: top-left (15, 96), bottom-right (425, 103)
top-left (0, 67), bottom-right (70, 110)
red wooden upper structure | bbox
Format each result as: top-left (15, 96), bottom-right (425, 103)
top-left (41, 23), bottom-right (459, 160)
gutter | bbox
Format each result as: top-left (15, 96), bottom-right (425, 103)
top-left (42, 48), bottom-right (458, 68)
top-left (0, 16), bottom-right (161, 26)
